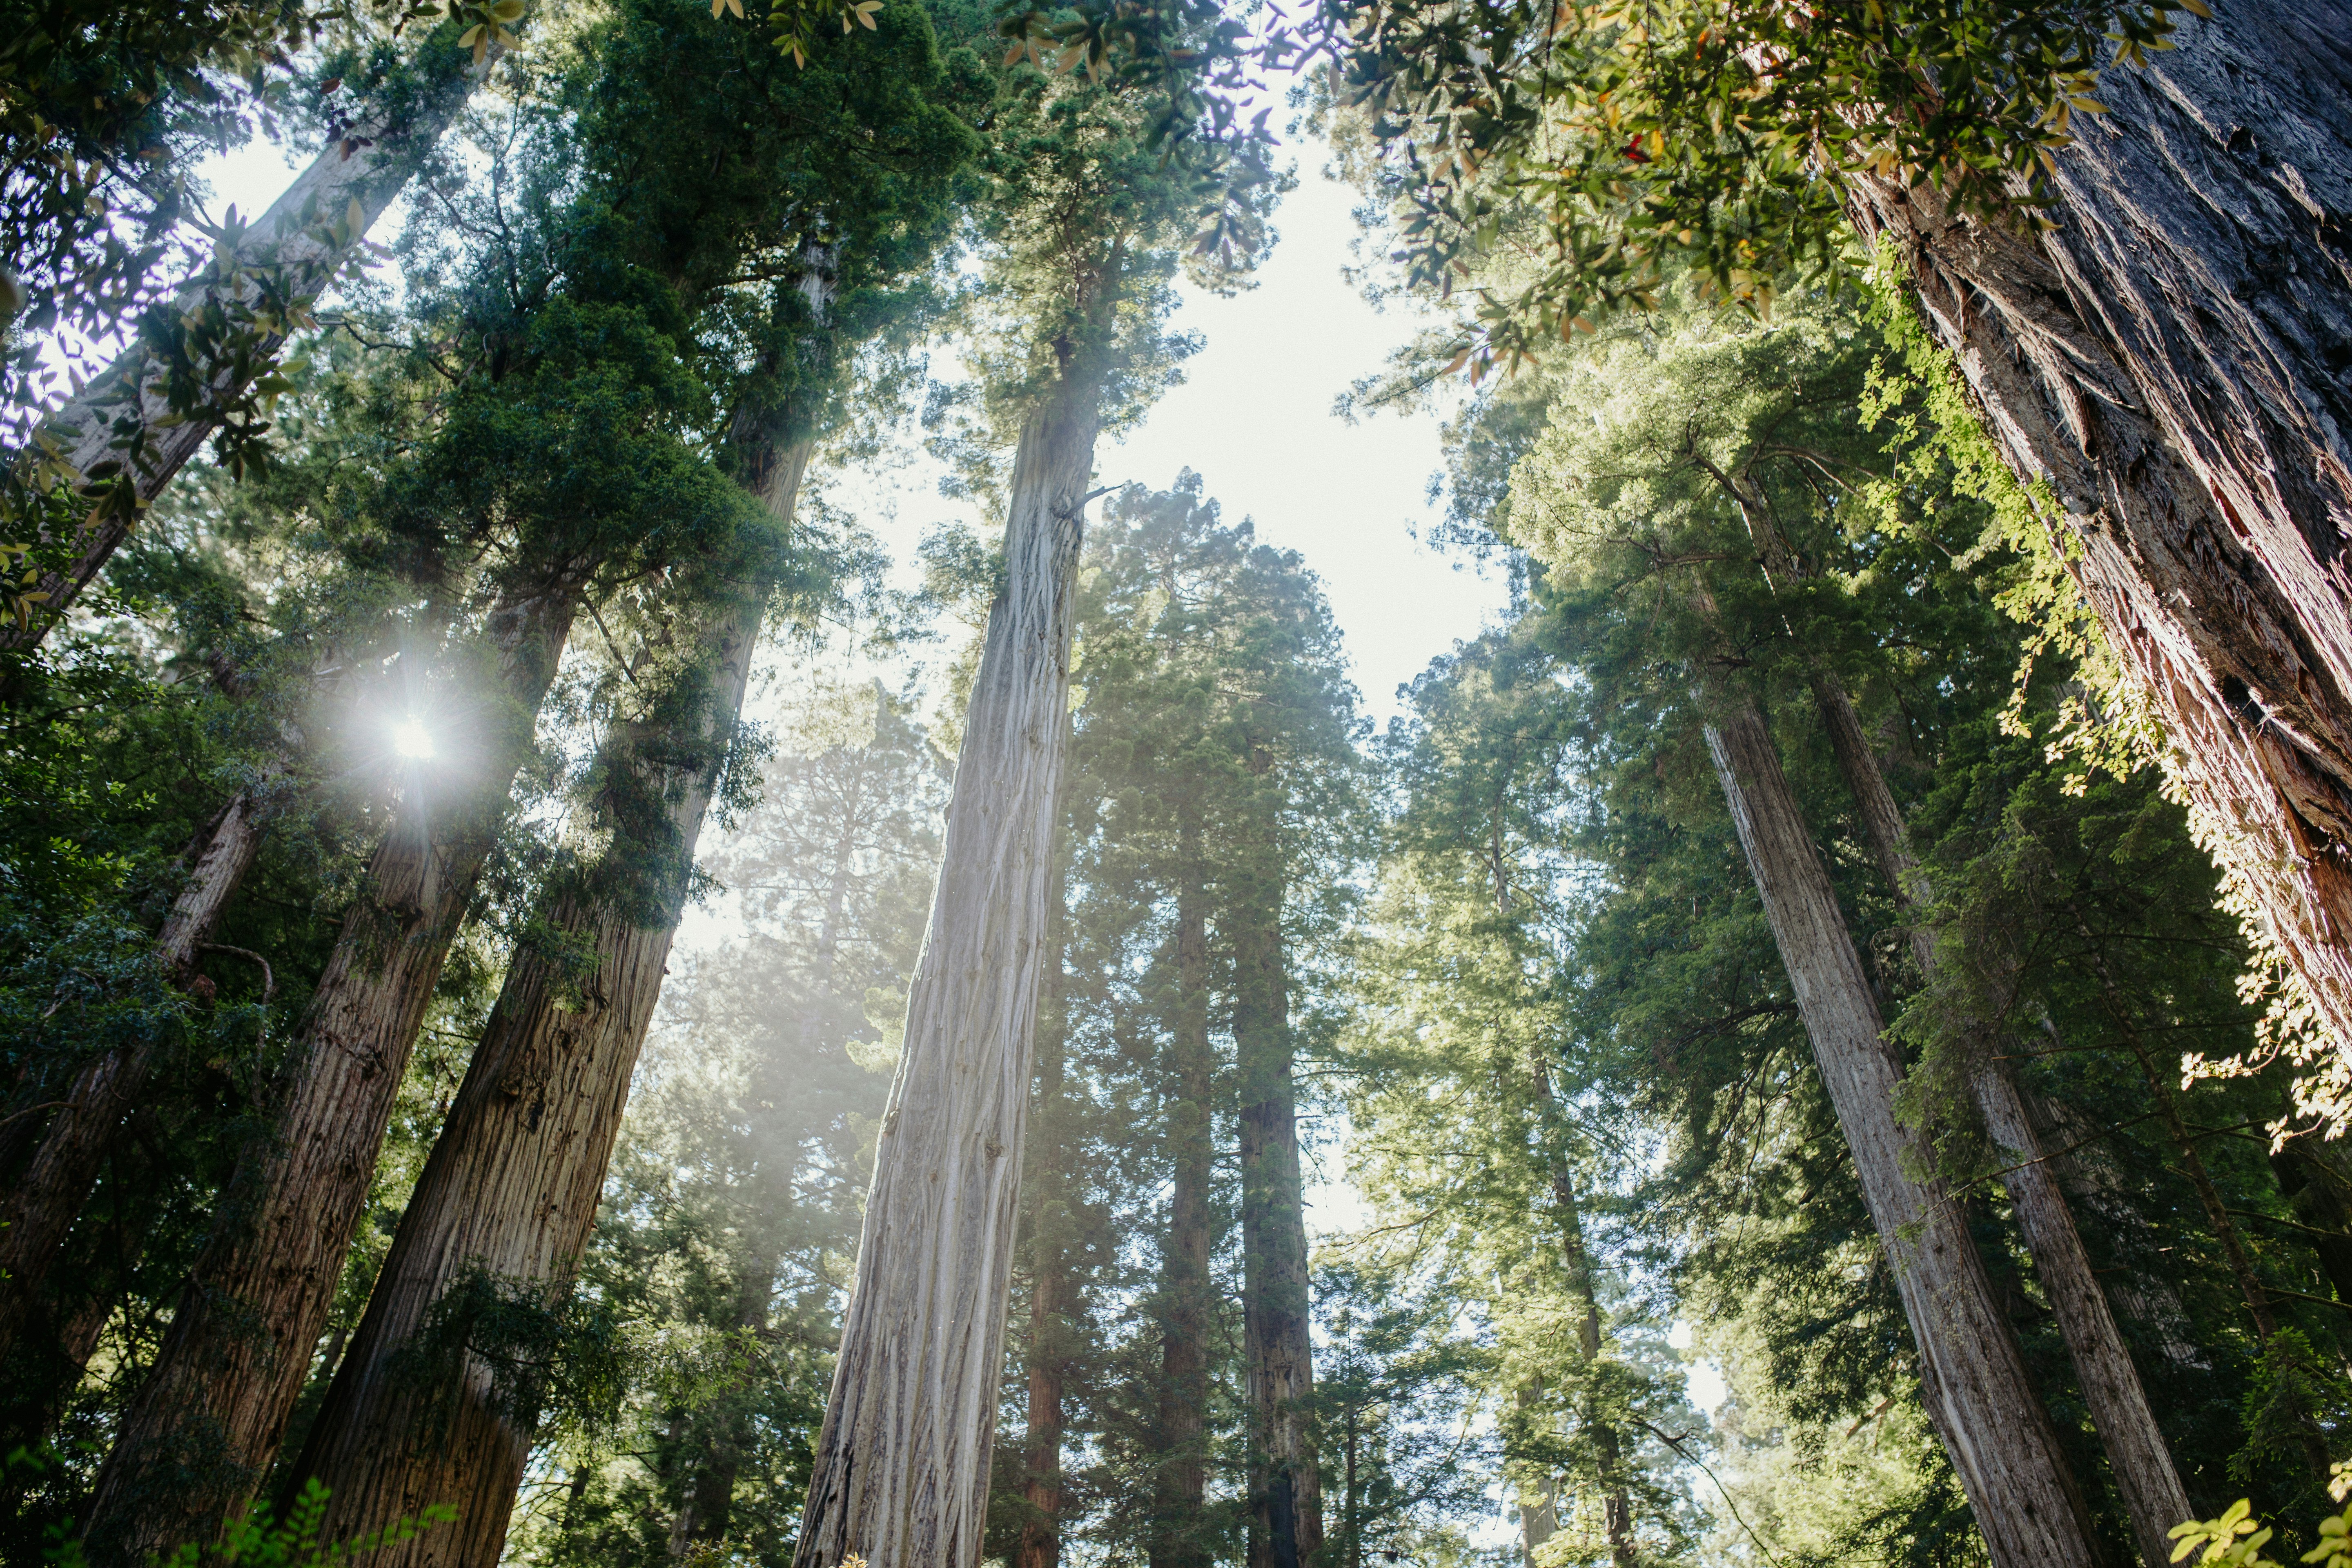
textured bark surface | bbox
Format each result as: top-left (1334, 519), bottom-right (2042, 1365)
top-left (78, 572), bottom-right (583, 1566)
top-left (1972, 1066), bottom-right (2189, 1568)
top-left (3, 58), bottom-right (489, 651)
top-left (791, 391), bottom-right (1098, 1568)
top-left (287, 580), bottom-right (765, 1568)
top-left (1152, 829), bottom-right (1214, 1568)
top-left (1808, 675), bottom-right (2190, 1567)
top-left (1013, 899), bottom-right (1074, 1568)
top-left (1013, 1265), bottom-right (1068, 1568)
top-left (1703, 704), bottom-right (2104, 1568)
top-left (1846, 5), bottom-right (2352, 1059)
top-left (1236, 870), bottom-right (1321, 1568)
top-left (0, 782), bottom-right (270, 1368)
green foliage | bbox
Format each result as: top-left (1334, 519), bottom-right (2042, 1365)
top-left (1321, 0), bottom-right (2207, 371)
top-left (20, 1461), bottom-right (455, 1568)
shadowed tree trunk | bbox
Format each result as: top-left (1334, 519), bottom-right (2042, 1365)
top-left (1844, 5), bottom-right (2352, 1065)
top-left (3, 47), bottom-right (492, 651)
top-left (1235, 832), bottom-right (1321, 1568)
top-left (790, 384), bottom-right (1099, 1568)
top-left (77, 565), bottom-right (587, 1567)
top-left (1152, 815), bottom-right (1215, 1568)
top-left (0, 780), bottom-right (274, 1370)
top-left (1703, 702), bottom-right (2107, 1568)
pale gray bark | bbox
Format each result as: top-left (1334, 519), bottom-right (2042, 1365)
top-left (1726, 464), bottom-right (2192, 1563)
top-left (5, 52), bottom-right (493, 650)
top-left (1703, 704), bottom-right (2105, 1568)
top-left (78, 568), bottom-right (585, 1567)
top-left (1846, 4), bottom-right (2352, 1062)
top-left (791, 389), bottom-right (1099, 1568)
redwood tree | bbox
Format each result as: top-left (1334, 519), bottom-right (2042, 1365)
top-left (786, 52), bottom-right (1270, 1564)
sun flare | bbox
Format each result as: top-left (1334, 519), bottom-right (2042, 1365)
top-left (391, 718), bottom-right (435, 760)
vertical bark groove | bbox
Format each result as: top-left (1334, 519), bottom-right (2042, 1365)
top-left (1846, 4), bottom-right (2352, 1062)
top-left (791, 392), bottom-right (1098, 1568)
top-left (78, 570), bottom-right (585, 1566)
top-left (1703, 704), bottom-right (2105, 1568)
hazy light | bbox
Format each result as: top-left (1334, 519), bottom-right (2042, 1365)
top-left (392, 718), bottom-right (436, 760)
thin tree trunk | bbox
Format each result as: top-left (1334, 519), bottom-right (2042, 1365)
top-left (1153, 817), bottom-right (1215, 1568)
top-left (78, 567), bottom-right (586, 1567)
top-left (3, 49), bottom-right (493, 651)
top-left (0, 782), bottom-right (272, 1368)
top-left (1013, 1264), bottom-right (1068, 1568)
top-left (1843, 4), bottom-right (2352, 1061)
top-left (791, 387), bottom-right (1099, 1568)
top-left (287, 430), bottom-right (805, 1564)
top-left (1540, 1120), bottom-right (1635, 1566)
top-left (1236, 844), bottom-right (1322, 1568)
top-left (1803, 669), bottom-right (2193, 1568)
top-left (1702, 703), bottom-right (2107, 1568)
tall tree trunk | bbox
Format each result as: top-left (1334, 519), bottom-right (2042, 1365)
top-left (1153, 817), bottom-right (1215, 1568)
top-left (287, 596), bottom-right (764, 1567)
top-left (791, 387), bottom-right (1099, 1568)
top-left (0, 781), bottom-right (273, 1369)
top-left (1805, 670), bottom-right (2194, 1568)
top-left (286, 435), bottom-right (806, 1566)
top-left (1842, 5), bottom-right (2352, 1062)
top-left (1236, 846), bottom-right (1322, 1568)
top-left (77, 567), bottom-right (586, 1567)
top-left (1702, 702), bottom-right (2107, 1568)
top-left (3, 47), bottom-right (493, 651)
top-left (1535, 1105), bottom-right (1634, 1567)
top-left (1013, 1262), bottom-right (1069, 1568)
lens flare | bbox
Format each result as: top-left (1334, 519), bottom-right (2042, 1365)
top-left (391, 718), bottom-right (435, 760)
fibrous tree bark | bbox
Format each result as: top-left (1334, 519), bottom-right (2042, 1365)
top-left (1721, 462), bottom-right (2192, 1565)
top-left (77, 566), bottom-right (586, 1567)
top-left (1844, 5), bottom-right (2352, 1072)
top-left (1702, 702), bottom-right (2106, 1568)
top-left (1801, 631), bottom-right (2192, 1568)
top-left (0, 779), bottom-right (274, 1369)
top-left (1152, 817), bottom-right (1216, 1568)
top-left (790, 385), bottom-right (1099, 1568)
top-left (1234, 834), bottom-right (1322, 1568)
top-left (286, 568), bottom-right (774, 1567)
top-left (4, 45), bottom-right (492, 651)
top-left (1013, 894), bottom-right (1076, 1568)
top-left (285, 407), bottom-right (811, 1561)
